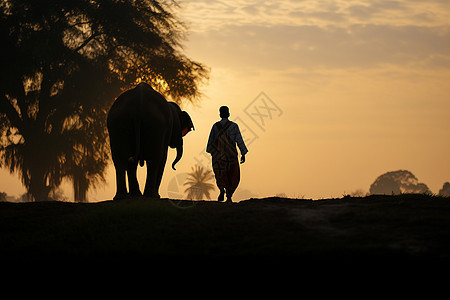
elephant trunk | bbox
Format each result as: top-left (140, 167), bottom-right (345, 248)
top-left (172, 144), bottom-right (183, 170)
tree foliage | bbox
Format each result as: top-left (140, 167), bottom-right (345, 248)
top-left (438, 182), bottom-right (450, 197)
top-left (0, 0), bottom-right (209, 201)
top-left (369, 170), bottom-right (430, 195)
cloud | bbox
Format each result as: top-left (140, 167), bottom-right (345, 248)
top-left (182, 0), bottom-right (450, 32)
top-left (187, 23), bottom-right (450, 71)
top-left (183, 0), bottom-right (450, 74)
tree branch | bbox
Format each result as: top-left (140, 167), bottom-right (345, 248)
top-left (37, 70), bottom-right (54, 121)
top-left (0, 95), bottom-right (24, 133)
top-left (74, 33), bottom-right (97, 52)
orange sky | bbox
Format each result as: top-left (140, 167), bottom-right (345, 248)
top-left (1, 0), bottom-right (450, 201)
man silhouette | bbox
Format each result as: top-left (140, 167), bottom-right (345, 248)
top-left (206, 106), bottom-right (248, 202)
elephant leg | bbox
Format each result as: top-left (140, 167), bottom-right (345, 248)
top-left (143, 152), bottom-right (167, 198)
top-left (143, 161), bottom-right (158, 198)
top-left (155, 152), bottom-right (168, 197)
top-left (127, 160), bottom-right (142, 197)
top-left (113, 164), bottom-right (128, 201)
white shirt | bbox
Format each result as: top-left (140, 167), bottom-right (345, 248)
top-left (206, 118), bottom-right (248, 156)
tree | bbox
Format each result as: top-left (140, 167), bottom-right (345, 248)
top-left (438, 182), bottom-right (450, 197)
top-left (0, 0), bottom-right (209, 201)
top-left (369, 170), bottom-right (430, 195)
top-left (184, 165), bottom-right (216, 200)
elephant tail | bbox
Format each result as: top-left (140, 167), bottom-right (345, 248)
top-left (128, 119), bottom-right (144, 167)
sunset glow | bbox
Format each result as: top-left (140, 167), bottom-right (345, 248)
top-left (1, 0), bottom-right (449, 201)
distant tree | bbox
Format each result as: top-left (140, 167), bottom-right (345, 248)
top-left (438, 182), bottom-right (450, 197)
top-left (0, 0), bottom-right (209, 201)
top-left (369, 170), bottom-right (430, 195)
top-left (19, 192), bottom-right (32, 202)
top-left (184, 165), bottom-right (216, 200)
top-left (275, 193), bottom-right (288, 198)
top-left (349, 189), bottom-right (366, 197)
top-left (0, 192), bottom-right (6, 202)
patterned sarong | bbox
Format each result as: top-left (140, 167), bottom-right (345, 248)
top-left (212, 155), bottom-right (240, 197)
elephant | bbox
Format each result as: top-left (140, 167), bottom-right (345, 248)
top-left (107, 82), bottom-right (194, 200)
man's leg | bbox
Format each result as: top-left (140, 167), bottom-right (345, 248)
top-left (212, 157), bottom-right (226, 201)
top-left (225, 162), bottom-right (240, 202)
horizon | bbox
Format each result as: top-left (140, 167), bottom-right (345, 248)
top-left (1, 0), bottom-right (449, 201)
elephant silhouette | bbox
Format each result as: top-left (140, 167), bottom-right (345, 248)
top-left (107, 82), bottom-right (194, 200)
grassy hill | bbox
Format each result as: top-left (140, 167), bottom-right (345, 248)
top-left (1, 194), bottom-right (450, 262)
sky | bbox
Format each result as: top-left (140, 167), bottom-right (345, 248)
top-left (1, 0), bottom-right (450, 201)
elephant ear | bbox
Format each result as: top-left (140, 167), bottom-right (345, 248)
top-left (181, 111), bottom-right (194, 136)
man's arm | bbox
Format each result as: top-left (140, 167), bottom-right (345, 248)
top-left (234, 124), bottom-right (248, 159)
top-left (206, 124), bottom-right (217, 154)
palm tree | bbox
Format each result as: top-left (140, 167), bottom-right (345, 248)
top-left (183, 165), bottom-right (216, 200)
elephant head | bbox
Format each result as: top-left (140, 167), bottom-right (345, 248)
top-left (168, 103), bottom-right (194, 170)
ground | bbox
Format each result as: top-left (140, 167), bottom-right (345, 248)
top-left (1, 194), bottom-right (450, 263)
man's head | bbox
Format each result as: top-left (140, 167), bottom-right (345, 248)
top-left (219, 106), bottom-right (230, 118)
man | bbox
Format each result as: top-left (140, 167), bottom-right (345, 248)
top-left (206, 106), bottom-right (248, 202)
